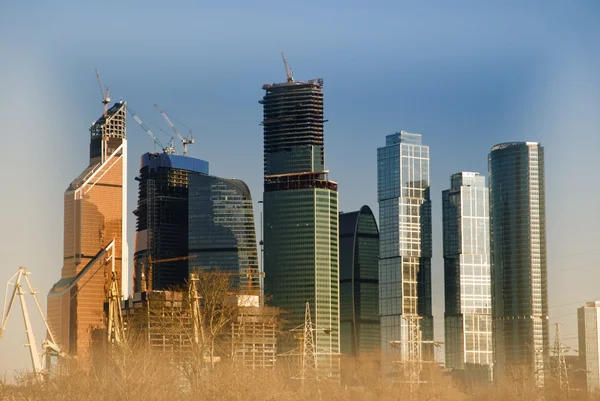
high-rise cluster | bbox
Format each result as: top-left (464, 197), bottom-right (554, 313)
top-left (41, 57), bottom-right (565, 389)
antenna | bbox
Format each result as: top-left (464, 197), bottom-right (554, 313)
top-left (281, 52), bottom-right (294, 83)
top-left (95, 69), bottom-right (111, 116)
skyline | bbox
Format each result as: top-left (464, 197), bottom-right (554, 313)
top-left (1, 1), bottom-right (600, 374)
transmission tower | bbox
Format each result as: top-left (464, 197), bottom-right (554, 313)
top-left (390, 315), bottom-right (441, 398)
top-left (552, 323), bottom-right (570, 395)
top-left (280, 302), bottom-right (338, 384)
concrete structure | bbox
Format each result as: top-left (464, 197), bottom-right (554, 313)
top-left (488, 142), bottom-right (549, 383)
top-left (578, 301), bottom-right (600, 392)
top-left (47, 101), bottom-right (129, 357)
top-left (133, 152), bottom-right (209, 292)
top-left (261, 75), bottom-right (339, 370)
top-left (377, 131), bottom-right (433, 359)
top-left (442, 172), bottom-right (492, 380)
top-left (339, 206), bottom-right (380, 357)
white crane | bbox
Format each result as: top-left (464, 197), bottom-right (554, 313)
top-left (0, 267), bottom-right (65, 376)
top-left (154, 104), bottom-right (195, 156)
top-left (281, 52), bottom-right (294, 83)
top-left (128, 108), bottom-right (176, 154)
top-left (95, 69), bottom-right (111, 116)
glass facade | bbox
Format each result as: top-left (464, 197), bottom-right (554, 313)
top-left (47, 102), bottom-right (128, 357)
top-left (489, 142), bottom-right (549, 384)
top-left (188, 174), bottom-right (259, 290)
top-left (578, 302), bottom-right (600, 392)
top-left (339, 206), bottom-right (380, 357)
top-left (377, 131), bottom-right (433, 358)
top-left (261, 78), bottom-right (340, 372)
top-left (442, 172), bottom-right (492, 379)
top-left (133, 153), bottom-right (209, 292)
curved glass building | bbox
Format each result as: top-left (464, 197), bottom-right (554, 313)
top-left (489, 142), bottom-right (549, 384)
top-left (188, 174), bottom-right (259, 290)
top-left (339, 206), bottom-right (380, 357)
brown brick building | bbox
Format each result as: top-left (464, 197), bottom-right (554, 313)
top-left (47, 102), bottom-right (128, 358)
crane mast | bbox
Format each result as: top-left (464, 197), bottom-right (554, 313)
top-left (154, 104), bottom-right (195, 156)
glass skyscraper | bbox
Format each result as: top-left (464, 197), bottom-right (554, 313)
top-left (442, 172), bottom-right (492, 380)
top-left (339, 206), bottom-right (380, 357)
top-left (47, 101), bottom-right (129, 357)
top-left (377, 131), bottom-right (433, 359)
top-left (133, 152), bottom-right (209, 292)
top-left (261, 76), bottom-right (339, 368)
top-left (489, 142), bottom-right (549, 384)
top-left (578, 301), bottom-right (600, 392)
top-left (188, 174), bottom-right (259, 290)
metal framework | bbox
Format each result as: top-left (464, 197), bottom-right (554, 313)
top-left (1, 267), bottom-right (64, 375)
top-left (552, 323), bottom-right (570, 395)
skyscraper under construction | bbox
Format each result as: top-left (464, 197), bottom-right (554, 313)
top-left (261, 67), bottom-right (340, 367)
top-left (47, 101), bottom-right (129, 357)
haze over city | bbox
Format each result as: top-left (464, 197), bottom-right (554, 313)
top-left (1, 0), bottom-right (599, 386)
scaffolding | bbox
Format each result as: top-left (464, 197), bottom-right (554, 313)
top-left (230, 304), bottom-right (278, 370)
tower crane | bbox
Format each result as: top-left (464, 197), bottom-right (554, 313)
top-left (154, 104), bottom-right (195, 156)
top-left (128, 108), bottom-right (176, 154)
top-left (142, 254), bottom-right (197, 292)
top-left (1, 267), bottom-right (65, 376)
top-left (95, 69), bottom-right (111, 116)
top-left (281, 52), bottom-right (294, 83)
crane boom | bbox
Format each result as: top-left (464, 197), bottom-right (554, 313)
top-left (1, 267), bottom-right (64, 375)
top-left (128, 108), bottom-right (175, 154)
top-left (281, 52), bottom-right (294, 83)
top-left (154, 104), bottom-right (195, 156)
top-left (95, 69), bottom-right (111, 115)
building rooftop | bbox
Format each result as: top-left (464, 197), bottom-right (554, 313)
top-left (140, 152), bottom-right (209, 175)
top-left (385, 131), bottom-right (422, 146)
top-left (491, 141), bottom-right (540, 152)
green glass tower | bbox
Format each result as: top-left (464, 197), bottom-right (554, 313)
top-left (261, 75), bottom-right (340, 369)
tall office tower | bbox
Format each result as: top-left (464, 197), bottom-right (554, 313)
top-left (442, 172), bottom-right (492, 380)
top-left (133, 152), bottom-right (208, 292)
top-left (339, 206), bottom-right (380, 357)
top-left (578, 301), bottom-right (600, 392)
top-left (261, 75), bottom-right (340, 366)
top-left (489, 142), bottom-right (549, 383)
top-left (188, 174), bottom-right (259, 290)
top-left (377, 131), bottom-right (433, 359)
top-left (47, 102), bottom-right (129, 357)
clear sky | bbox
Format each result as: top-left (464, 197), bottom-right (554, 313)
top-left (1, 0), bottom-right (599, 374)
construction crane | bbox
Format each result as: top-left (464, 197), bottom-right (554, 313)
top-left (128, 108), bottom-right (176, 154)
top-left (281, 52), bottom-right (294, 83)
top-left (142, 254), bottom-right (197, 292)
top-left (95, 69), bottom-right (111, 116)
top-left (154, 104), bottom-right (195, 156)
top-left (1, 267), bottom-right (65, 376)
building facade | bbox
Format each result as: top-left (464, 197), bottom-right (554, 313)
top-left (377, 131), bottom-right (433, 359)
top-left (339, 206), bottom-right (380, 357)
top-left (133, 152), bottom-right (208, 292)
top-left (47, 102), bottom-right (129, 357)
top-left (442, 172), bottom-right (492, 379)
top-left (261, 76), bottom-right (340, 369)
top-left (578, 301), bottom-right (600, 392)
top-left (489, 142), bottom-right (549, 383)
top-left (188, 174), bottom-right (259, 290)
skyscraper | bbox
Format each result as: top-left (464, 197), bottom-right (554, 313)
top-left (261, 75), bottom-right (340, 365)
top-left (339, 206), bottom-right (380, 357)
top-left (578, 301), bottom-right (600, 392)
top-left (47, 101), bottom-right (128, 357)
top-left (188, 174), bottom-right (259, 290)
top-left (489, 142), bottom-right (549, 383)
top-left (133, 152), bottom-right (208, 292)
top-left (442, 172), bottom-right (492, 380)
top-left (377, 131), bottom-right (432, 358)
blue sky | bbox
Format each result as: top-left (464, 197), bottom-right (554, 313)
top-left (1, 1), bottom-right (599, 373)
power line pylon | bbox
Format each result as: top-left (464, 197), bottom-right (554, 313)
top-left (390, 315), bottom-right (441, 399)
top-left (293, 302), bottom-right (318, 383)
top-left (552, 323), bottom-right (570, 396)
